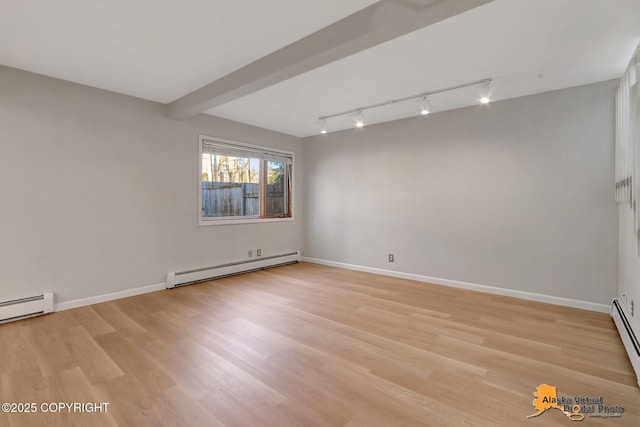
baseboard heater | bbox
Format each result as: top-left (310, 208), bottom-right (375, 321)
top-left (611, 298), bottom-right (640, 388)
top-left (166, 251), bottom-right (300, 289)
top-left (0, 293), bottom-right (54, 324)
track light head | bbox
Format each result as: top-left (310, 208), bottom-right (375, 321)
top-left (355, 110), bottom-right (365, 128)
top-left (420, 96), bottom-right (430, 115)
top-left (320, 119), bottom-right (328, 134)
top-left (480, 81), bottom-right (492, 104)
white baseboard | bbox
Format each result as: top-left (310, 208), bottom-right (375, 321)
top-left (54, 251), bottom-right (300, 312)
top-left (54, 282), bottom-right (166, 312)
top-left (302, 257), bottom-right (610, 313)
top-left (53, 259), bottom-right (610, 314)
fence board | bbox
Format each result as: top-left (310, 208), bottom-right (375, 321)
top-left (202, 182), bottom-right (285, 217)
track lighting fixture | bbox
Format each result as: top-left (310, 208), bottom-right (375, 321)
top-left (355, 110), bottom-right (365, 128)
top-left (320, 119), bottom-right (328, 134)
top-left (420, 96), bottom-right (430, 115)
top-left (480, 81), bottom-right (492, 104)
top-left (318, 78), bottom-right (492, 134)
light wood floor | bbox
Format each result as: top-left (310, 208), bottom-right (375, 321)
top-left (0, 262), bottom-right (638, 426)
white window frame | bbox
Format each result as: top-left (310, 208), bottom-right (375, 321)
top-left (198, 135), bottom-right (295, 226)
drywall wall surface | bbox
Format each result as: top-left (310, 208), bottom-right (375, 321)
top-left (303, 80), bottom-right (618, 305)
top-left (0, 65), bottom-right (304, 304)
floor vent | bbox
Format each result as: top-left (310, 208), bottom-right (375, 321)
top-left (611, 298), bottom-right (640, 388)
top-left (166, 251), bottom-right (300, 289)
top-left (0, 293), bottom-right (54, 324)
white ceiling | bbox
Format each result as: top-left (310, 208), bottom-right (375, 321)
top-left (1, 0), bottom-right (639, 137)
top-left (0, 0), bottom-right (377, 102)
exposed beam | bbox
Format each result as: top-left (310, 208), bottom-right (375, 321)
top-left (168, 0), bottom-right (494, 120)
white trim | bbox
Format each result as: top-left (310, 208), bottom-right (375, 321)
top-left (302, 257), bottom-right (610, 313)
top-left (199, 217), bottom-right (294, 226)
top-left (198, 134), bottom-right (295, 226)
top-left (54, 283), bottom-right (166, 312)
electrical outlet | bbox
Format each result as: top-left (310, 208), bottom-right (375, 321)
top-left (248, 250), bottom-right (253, 258)
top-left (257, 249), bottom-right (262, 257)
top-left (388, 254), bottom-right (394, 262)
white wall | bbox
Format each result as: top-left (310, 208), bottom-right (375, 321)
top-left (0, 65), bottom-right (304, 305)
top-left (303, 81), bottom-right (618, 306)
top-left (618, 205), bottom-right (640, 330)
top-left (0, 64), bottom-right (621, 311)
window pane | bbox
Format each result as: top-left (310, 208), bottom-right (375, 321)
top-left (266, 161), bottom-right (289, 217)
top-left (202, 153), bottom-right (260, 217)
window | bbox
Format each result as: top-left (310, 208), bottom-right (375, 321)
top-left (199, 135), bottom-right (293, 225)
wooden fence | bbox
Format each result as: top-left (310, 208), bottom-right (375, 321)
top-left (202, 182), bottom-right (285, 217)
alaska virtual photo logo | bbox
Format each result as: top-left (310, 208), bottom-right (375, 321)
top-left (527, 384), bottom-right (624, 421)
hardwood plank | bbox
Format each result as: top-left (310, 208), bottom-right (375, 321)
top-left (54, 367), bottom-right (119, 427)
top-left (91, 303), bottom-right (146, 338)
top-left (93, 331), bottom-right (175, 392)
top-left (69, 307), bottom-right (116, 338)
top-left (163, 386), bottom-right (226, 427)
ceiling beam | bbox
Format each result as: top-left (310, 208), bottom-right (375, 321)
top-left (167, 0), bottom-right (494, 120)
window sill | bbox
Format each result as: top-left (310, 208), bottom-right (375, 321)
top-left (198, 217), bottom-right (294, 226)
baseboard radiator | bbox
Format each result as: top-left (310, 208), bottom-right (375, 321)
top-left (0, 293), bottom-right (54, 324)
top-left (166, 251), bottom-right (300, 289)
top-left (611, 299), bottom-right (640, 387)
